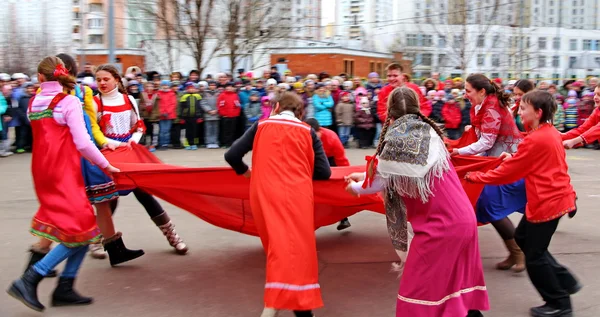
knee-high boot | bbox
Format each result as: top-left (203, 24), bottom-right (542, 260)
top-left (151, 212), bottom-right (188, 255)
top-left (496, 239), bottom-right (525, 273)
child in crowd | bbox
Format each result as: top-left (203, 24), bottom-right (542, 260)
top-left (554, 95), bottom-right (566, 132)
top-left (564, 90), bottom-right (580, 131)
top-left (335, 91), bottom-right (355, 146)
top-left (354, 96), bottom-right (375, 149)
top-left (217, 82), bottom-right (241, 148)
top-left (578, 91), bottom-right (595, 127)
top-left (430, 90), bottom-right (446, 123)
top-left (140, 81), bottom-right (160, 151)
top-left (442, 95), bottom-right (462, 140)
top-left (179, 82), bottom-right (204, 150)
top-left (244, 91), bottom-right (262, 129)
top-left (157, 80), bottom-right (177, 150)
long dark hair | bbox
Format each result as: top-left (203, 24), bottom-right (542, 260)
top-left (466, 73), bottom-right (511, 108)
top-left (513, 79), bottom-right (535, 117)
top-left (95, 64), bottom-right (126, 94)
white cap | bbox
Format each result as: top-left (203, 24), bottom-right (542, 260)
top-left (266, 78), bottom-right (277, 86)
top-left (277, 83), bottom-right (290, 90)
top-left (198, 81), bottom-right (208, 88)
top-left (12, 73), bottom-right (27, 80)
top-left (343, 81), bottom-right (353, 88)
top-left (0, 73), bottom-right (10, 81)
top-left (508, 80), bottom-right (517, 85)
top-left (286, 76), bottom-right (296, 83)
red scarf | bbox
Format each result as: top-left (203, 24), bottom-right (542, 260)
top-left (470, 95), bottom-right (522, 139)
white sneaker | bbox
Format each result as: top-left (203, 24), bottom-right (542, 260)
top-left (0, 151), bottom-right (13, 157)
top-left (260, 308), bottom-right (280, 317)
top-left (89, 243), bottom-right (107, 259)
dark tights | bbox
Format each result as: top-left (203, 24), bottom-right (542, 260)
top-left (110, 189), bottom-right (163, 219)
top-left (294, 311), bottom-right (313, 317)
top-left (491, 217), bottom-right (516, 241)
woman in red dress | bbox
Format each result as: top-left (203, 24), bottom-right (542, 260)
top-left (7, 56), bottom-right (119, 312)
top-left (225, 92), bottom-right (331, 317)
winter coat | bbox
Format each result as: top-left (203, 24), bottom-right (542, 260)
top-left (577, 99), bottom-right (595, 127)
top-left (217, 90), bottom-right (242, 118)
top-left (421, 100), bottom-right (433, 117)
top-left (335, 101), bottom-right (355, 126)
top-left (179, 93), bottom-right (204, 118)
top-left (17, 94), bottom-right (32, 125)
top-left (254, 87), bottom-right (267, 97)
top-left (201, 90), bottom-right (220, 121)
top-left (431, 100), bottom-right (445, 123)
top-left (0, 94), bottom-right (7, 132)
top-left (365, 82), bottom-right (382, 95)
top-left (157, 90), bottom-right (178, 120)
top-left (245, 101), bottom-right (262, 124)
top-left (370, 100), bottom-right (380, 124)
top-left (442, 101), bottom-right (462, 129)
top-left (355, 107), bottom-right (375, 129)
top-left (312, 94), bottom-right (334, 126)
top-left (238, 89), bottom-right (252, 108)
top-left (353, 87), bottom-right (368, 107)
top-left (302, 92), bottom-right (315, 119)
top-left (140, 92), bottom-right (161, 122)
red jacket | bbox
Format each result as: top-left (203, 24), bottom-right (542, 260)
top-left (157, 90), bottom-right (177, 120)
top-left (421, 100), bottom-right (432, 117)
top-left (319, 127), bottom-right (350, 167)
top-left (377, 83), bottom-right (426, 122)
top-left (468, 124), bottom-right (576, 222)
top-left (562, 107), bottom-right (600, 144)
top-left (217, 91), bottom-right (241, 118)
top-left (442, 101), bottom-right (462, 129)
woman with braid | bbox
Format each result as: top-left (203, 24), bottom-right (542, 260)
top-left (451, 74), bottom-right (527, 273)
top-left (345, 87), bottom-right (489, 317)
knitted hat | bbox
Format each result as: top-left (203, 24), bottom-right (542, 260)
top-left (160, 80), bottom-right (171, 86)
top-left (368, 72), bottom-right (379, 79)
top-left (198, 81), bottom-right (208, 88)
top-left (436, 90), bottom-right (446, 97)
top-left (293, 82), bottom-right (304, 89)
top-left (266, 78), bottom-right (277, 86)
top-left (568, 90), bottom-right (577, 97)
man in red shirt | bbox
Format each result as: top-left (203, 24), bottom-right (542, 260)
top-left (305, 118), bottom-right (352, 230)
top-left (377, 63), bottom-right (426, 122)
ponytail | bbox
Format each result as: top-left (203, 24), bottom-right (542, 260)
top-left (491, 80), bottom-right (511, 108)
top-left (57, 74), bottom-right (76, 93)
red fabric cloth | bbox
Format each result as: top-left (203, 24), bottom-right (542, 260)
top-left (102, 144), bottom-right (382, 236)
top-left (319, 127), bottom-right (350, 166)
top-left (467, 124), bottom-right (577, 222)
top-left (562, 107), bottom-right (600, 144)
top-left (451, 155), bottom-right (503, 209)
top-left (442, 102), bottom-right (462, 129)
top-left (377, 84), bottom-right (427, 122)
top-left (445, 128), bottom-right (478, 151)
top-left (156, 90), bottom-right (177, 119)
top-left (29, 93), bottom-right (101, 246)
top-left (217, 91), bottom-right (241, 117)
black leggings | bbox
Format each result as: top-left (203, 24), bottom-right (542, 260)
top-left (491, 217), bottom-right (516, 241)
top-left (294, 311), bottom-right (313, 317)
top-left (110, 189), bottom-right (163, 219)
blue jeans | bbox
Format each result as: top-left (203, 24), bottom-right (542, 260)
top-left (373, 123), bottom-right (382, 144)
top-left (204, 120), bottom-right (219, 145)
top-left (159, 120), bottom-right (173, 147)
top-left (33, 244), bottom-right (89, 278)
top-left (338, 125), bottom-right (351, 145)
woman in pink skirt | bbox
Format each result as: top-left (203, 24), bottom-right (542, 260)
top-left (346, 87), bottom-right (489, 317)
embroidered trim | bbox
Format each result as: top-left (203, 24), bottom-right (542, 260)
top-left (397, 286), bottom-right (487, 306)
top-left (30, 219), bottom-right (102, 247)
top-left (28, 109), bottom-right (53, 121)
top-left (528, 206), bottom-right (576, 223)
top-left (88, 192), bottom-right (119, 204)
top-left (265, 283), bottom-right (321, 291)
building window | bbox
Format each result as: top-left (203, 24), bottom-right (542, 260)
top-left (570, 39), bottom-right (577, 51)
top-left (438, 35), bottom-right (446, 48)
top-left (422, 34), bottom-right (433, 47)
top-left (508, 55), bottom-right (513, 67)
top-left (538, 56), bottom-right (546, 68)
top-left (344, 60), bottom-right (355, 77)
top-left (553, 37), bottom-right (560, 49)
top-left (583, 39), bottom-right (592, 50)
top-left (477, 35), bottom-right (485, 48)
top-left (454, 35), bottom-right (463, 49)
top-left (89, 3), bottom-right (102, 12)
top-left (73, 12), bottom-right (81, 19)
top-left (88, 34), bottom-right (103, 44)
top-left (422, 53), bottom-right (433, 66)
top-left (369, 62), bottom-right (375, 72)
top-left (569, 56), bottom-right (577, 68)
top-left (492, 54), bottom-right (500, 67)
top-left (438, 54), bottom-right (446, 67)
top-left (406, 34), bottom-right (418, 46)
top-left (492, 35), bottom-right (500, 48)
top-left (538, 37), bottom-right (547, 50)
top-left (88, 18), bottom-right (103, 29)
top-left (552, 56), bottom-right (560, 67)
top-left (415, 54), bottom-right (423, 66)
top-left (549, 17), bottom-right (554, 23)
top-left (477, 54), bottom-right (485, 66)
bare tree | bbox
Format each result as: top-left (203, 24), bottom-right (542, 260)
top-left (218, 0), bottom-right (291, 74)
top-left (138, 0), bottom-right (223, 74)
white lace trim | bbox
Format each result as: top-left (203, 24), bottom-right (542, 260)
top-left (397, 286), bottom-right (487, 306)
top-left (265, 282), bottom-right (320, 291)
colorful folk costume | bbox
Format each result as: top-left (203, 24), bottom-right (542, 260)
top-left (94, 87), bottom-right (188, 255)
top-left (225, 111), bottom-right (331, 317)
top-left (457, 95), bottom-right (527, 272)
top-left (7, 81), bottom-right (108, 311)
top-left (352, 115), bottom-right (489, 317)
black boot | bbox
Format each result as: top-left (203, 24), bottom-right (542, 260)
top-left (51, 277), bottom-right (93, 306)
top-left (530, 304), bottom-right (572, 317)
top-left (25, 247), bottom-right (57, 278)
top-left (294, 310), bottom-right (314, 317)
top-left (103, 232), bottom-right (145, 267)
top-left (336, 218), bottom-right (351, 231)
top-left (6, 267), bottom-right (45, 312)
top-left (467, 310), bottom-right (484, 317)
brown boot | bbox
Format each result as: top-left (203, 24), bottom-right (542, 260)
top-left (151, 212), bottom-right (188, 255)
top-left (496, 239), bottom-right (525, 272)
